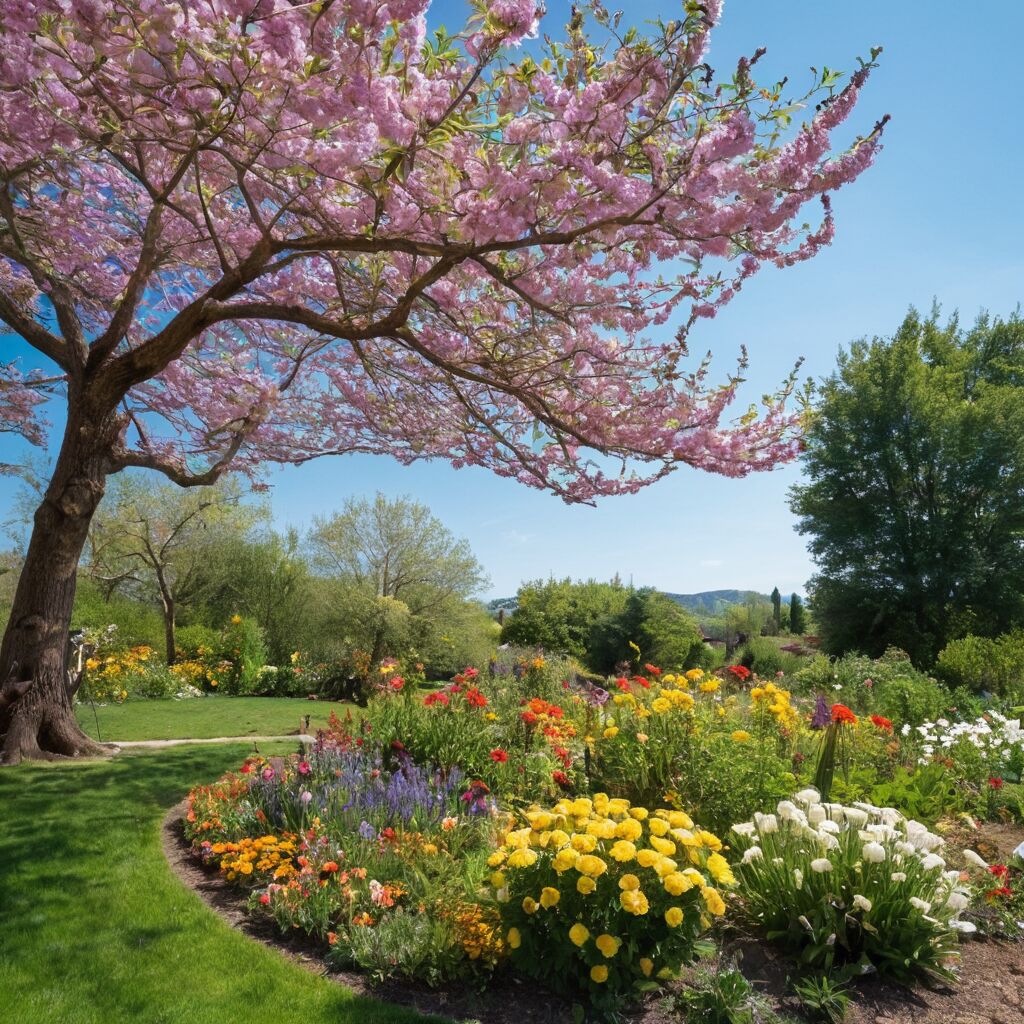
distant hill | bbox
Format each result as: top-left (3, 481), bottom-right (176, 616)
top-left (662, 590), bottom-right (770, 616)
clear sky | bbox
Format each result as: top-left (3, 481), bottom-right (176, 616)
top-left (2, 1), bottom-right (1022, 600)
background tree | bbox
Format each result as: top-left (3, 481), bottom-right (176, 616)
top-left (790, 310), bottom-right (1024, 663)
top-left (0, 0), bottom-right (883, 761)
top-left (308, 494), bottom-right (488, 684)
top-left (86, 476), bottom-right (259, 663)
top-left (788, 593), bottom-right (807, 637)
top-left (770, 587), bottom-right (782, 634)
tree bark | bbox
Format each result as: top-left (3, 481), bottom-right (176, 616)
top-left (0, 403), bottom-right (118, 764)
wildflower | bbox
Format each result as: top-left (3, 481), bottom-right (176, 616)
top-left (552, 770), bottom-right (571, 788)
top-left (442, 816), bottom-right (458, 831)
top-left (852, 894), bottom-right (872, 912)
top-left (810, 695), bottom-right (831, 729)
top-left (731, 730), bottom-right (751, 743)
top-left (989, 776), bottom-right (1004, 789)
top-left (639, 957), bottom-right (654, 976)
top-left (831, 703), bottom-right (857, 725)
top-left (810, 858), bottom-right (833, 873)
top-left (489, 748), bottom-right (509, 763)
top-left (636, 732), bottom-right (649, 744)
top-left (577, 876), bottom-right (597, 894)
top-left (870, 714), bottom-right (893, 732)
top-left (862, 842), bottom-right (886, 863)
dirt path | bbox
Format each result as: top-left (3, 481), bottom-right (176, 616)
top-left (112, 734), bottom-right (314, 748)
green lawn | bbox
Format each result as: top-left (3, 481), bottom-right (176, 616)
top-left (75, 696), bottom-right (355, 742)
top-left (0, 745), bottom-right (433, 1024)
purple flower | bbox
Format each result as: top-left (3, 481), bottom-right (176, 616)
top-left (358, 820), bottom-right (376, 841)
top-left (810, 694), bottom-right (831, 730)
top-left (299, 790), bottom-right (312, 806)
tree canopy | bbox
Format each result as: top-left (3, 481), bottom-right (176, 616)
top-left (790, 310), bottom-right (1024, 664)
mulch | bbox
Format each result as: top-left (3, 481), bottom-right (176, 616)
top-left (161, 803), bottom-right (1024, 1024)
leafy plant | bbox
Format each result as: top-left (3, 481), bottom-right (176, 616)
top-left (791, 974), bottom-right (850, 1024)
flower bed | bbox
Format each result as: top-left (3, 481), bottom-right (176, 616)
top-left (184, 657), bottom-right (1024, 1018)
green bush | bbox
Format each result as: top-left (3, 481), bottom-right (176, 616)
top-left (736, 637), bottom-right (808, 678)
top-left (174, 623), bottom-right (219, 661)
top-left (936, 631), bottom-right (1024, 700)
top-left (71, 577), bottom-right (165, 652)
top-left (215, 615), bottom-right (267, 695)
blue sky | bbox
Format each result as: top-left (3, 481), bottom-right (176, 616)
top-left (2, 0), bottom-right (1022, 600)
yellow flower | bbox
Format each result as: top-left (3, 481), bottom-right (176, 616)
top-left (485, 712), bottom-right (498, 721)
top-left (620, 889), bottom-right (650, 916)
top-left (577, 875), bottom-right (597, 895)
top-left (699, 679), bottom-right (720, 693)
top-left (571, 833), bottom-right (598, 853)
top-left (586, 818), bottom-right (617, 839)
top-left (230, 614), bottom-right (242, 625)
top-left (540, 887), bottom-right (561, 909)
top-left (590, 965), bottom-right (609, 984)
top-left (487, 851), bottom-right (507, 868)
top-left (697, 830), bottom-right (723, 852)
top-left (553, 848), bottom-right (580, 873)
top-left (651, 697), bottom-right (671, 714)
top-left (576, 855), bottom-right (608, 878)
top-left (490, 871), bottom-right (506, 889)
top-left (636, 732), bottom-right (649, 743)
top-left (636, 848), bottom-right (659, 868)
top-left (685, 668), bottom-right (704, 681)
top-left (602, 726), bottom-right (619, 739)
top-left (571, 798), bottom-right (594, 817)
top-left (664, 906), bottom-right (684, 928)
top-left (701, 886), bottom-right (726, 916)
top-left (662, 871), bottom-right (694, 896)
top-left (639, 957), bottom-right (654, 977)
top-left (614, 817), bottom-right (643, 842)
top-left (522, 897), bottom-right (538, 914)
top-left (507, 848), bottom-right (538, 869)
top-left (595, 934), bottom-right (621, 958)
top-left (629, 807), bottom-right (649, 821)
top-left (649, 835), bottom-right (677, 856)
top-left (618, 873), bottom-right (641, 891)
top-left (609, 840), bottom-right (637, 862)
top-left (569, 923), bottom-right (590, 947)
top-left (668, 811), bottom-right (694, 830)
top-left (507, 927), bottom-right (521, 949)
top-left (548, 829), bottom-right (570, 848)
top-left (648, 817), bottom-right (669, 837)
top-left (731, 730), bottom-right (752, 743)
top-left (706, 852), bottom-right (736, 886)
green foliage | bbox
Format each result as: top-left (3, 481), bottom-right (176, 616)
top-left (673, 962), bottom-right (777, 1024)
top-left (215, 616), bottom-right (268, 695)
top-left (71, 576), bottom-right (165, 652)
top-left (788, 594), bottom-right (807, 636)
top-left (174, 623), bottom-right (219, 660)
top-left (500, 577), bottom-right (629, 662)
top-left (868, 764), bottom-right (960, 825)
top-left (790, 975), bottom-right (851, 1024)
top-left (936, 630), bottom-right (1024, 700)
top-left (791, 309), bottom-right (1024, 665)
top-left (737, 637), bottom-right (808, 677)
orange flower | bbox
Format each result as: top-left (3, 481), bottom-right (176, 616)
top-left (831, 703), bottom-right (857, 725)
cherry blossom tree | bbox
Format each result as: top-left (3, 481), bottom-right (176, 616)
top-left (0, 0), bottom-right (885, 762)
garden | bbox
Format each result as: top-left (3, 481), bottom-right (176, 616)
top-left (177, 648), bottom-right (1024, 1022)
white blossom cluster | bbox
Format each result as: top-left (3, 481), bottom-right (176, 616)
top-left (900, 711), bottom-right (1023, 767)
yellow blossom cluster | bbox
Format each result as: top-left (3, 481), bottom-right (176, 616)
top-left (211, 834), bottom-right (299, 882)
top-left (750, 681), bottom-right (799, 730)
top-left (453, 903), bottom-right (506, 965)
top-left (490, 793), bottom-right (732, 993)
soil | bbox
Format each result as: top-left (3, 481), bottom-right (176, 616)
top-left (161, 804), bottom-right (1024, 1024)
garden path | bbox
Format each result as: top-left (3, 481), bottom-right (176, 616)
top-left (112, 734), bottom-right (314, 748)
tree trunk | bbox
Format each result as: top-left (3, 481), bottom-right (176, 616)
top-left (0, 406), bottom-right (118, 764)
top-left (156, 570), bottom-right (176, 665)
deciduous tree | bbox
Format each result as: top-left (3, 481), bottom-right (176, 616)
top-left (0, 0), bottom-right (883, 760)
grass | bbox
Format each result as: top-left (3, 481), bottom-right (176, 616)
top-left (75, 695), bottom-right (356, 742)
top-left (0, 744), bottom-right (434, 1024)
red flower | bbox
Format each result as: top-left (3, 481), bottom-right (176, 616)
top-left (465, 686), bottom-right (488, 708)
top-left (424, 691), bottom-right (450, 707)
top-left (831, 703), bottom-right (857, 726)
top-left (989, 864), bottom-right (1009, 879)
top-left (552, 770), bottom-right (571, 788)
top-left (464, 667), bottom-right (480, 679)
top-left (448, 683), bottom-right (463, 693)
top-left (390, 739), bottom-right (406, 751)
top-left (389, 675), bottom-right (405, 691)
top-left (297, 760), bottom-right (312, 775)
top-left (259, 892), bottom-right (271, 905)
top-left (321, 861), bottom-right (339, 874)
top-left (521, 710), bottom-right (539, 725)
top-left (644, 664), bottom-right (662, 676)
top-left (987, 886), bottom-right (1013, 900)
top-left (489, 748), bottom-right (508, 763)
top-left (633, 675), bottom-right (651, 689)
top-left (240, 762), bottom-right (253, 774)
top-left (989, 776), bottom-right (1004, 790)
top-left (561, 679), bottom-right (570, 690)
top-left (727, 665), bottom-right (751, 681)
top-left (869, 714), bottom-right (893, 732)
top-left (615, 677), bottom-right (631, 692)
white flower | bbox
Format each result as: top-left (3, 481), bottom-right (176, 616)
top-left (896, 841), bottom-right (916, 857)
top-left (810, 858), bottom-right (833, 874)
top-left (754, 812), bottom-right (779, 834)
top-left (817, 832), bottom-right (840, 852)
top-left (819, 820), bottom-right (841, 835)
top-left (945, 891), bottom-right (969, 912)
top-left (844, 808), bottom-right (869, 828)
top-left (891, 871), bottom-right (907, 882)
top-left (920, 853), bottom-right (946, 871)
top-left (731, 821), bottom-right (756, 837)
top-left (793, 868), bottom-right (804, 889)
top-left (909, 897), bottom-right (931, 913)
top-left (823, 803), bottom-right (846, 822)
top-left (963, 849), bottom-right (989, 870)
top-left (741, 845), bottom-right (763, 864)
top-left (772, 857), bottom-right (784, 867)
top-left (798, 914), bottom-right (813, 931)
top-left (852, 894), bottom-right (872, 913)
top-left (949, 919), bottom-right (977, 934)
top-left (796, 788), bottom-right (821, 805)
top-left (808, 805), bottom-right (827, 826)
top-left (862, 842), bottom-right (886, 863)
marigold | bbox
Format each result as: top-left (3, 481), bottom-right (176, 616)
top-left (664, 906), bottom-right (684, 928)
top-left (569, 922), bottom-right (590, 947)
top-left (595, 934), bottom-right (621, 958)
top-left (540, 887), bottom-right (561, 909)
top-left (590, 965), bottom-right (609, 983)
top-left (577, 875), bottom-right (597, 894)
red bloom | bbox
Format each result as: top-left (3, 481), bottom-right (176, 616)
top-left (521, 710), bottom-right (539, 725)
top-left (831, 703), bottom-right (857, 725)
top-left (561, 679), bottom-right (571, 690)
top-left (727, 665), bottom-right (751, 681)
top-left (240, 762), bottom-right (253, 774)
top-left (869, 714), bottom-right (893, 732)
top-left (321, 861), bottom-right (339, 873)
top-left (259, 893), bottom-right (271, 905)
top-left (424, 691), bottom-right (450, 707)
top-left (987, 886), bottom-right (1013, 900)
top-left (633, 675), bottom-right (651, 689)
top-left (989, 864), bottom-right (1009, 879)
top-left (615, 677), bottom-right (631, 692)
top-left (448, 683), bottom-right (463, 694)
top-left (989, 776), bottom-right (1004, 790)
top-left (390, 739), bottom-right (405, 751)
top-left (489, 748), bottom-right (509, 763)
top-left (465, 686), bottom-right (488, 708)
top-left (644, 664), bottom-right (662, 676)
top-left (552, 770), bottom-right (571, 788)
top-left (389, 675), bottom-right (405, 691)
top-left (463, 667), bottom-right (479, 680)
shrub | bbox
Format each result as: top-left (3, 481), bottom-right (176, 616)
top-left (729, 789), bottom-right (972, 982)
top-left (174, 623), bottom-right (219, 661)
top-left (936, 631), bottom-right (1024, 700)
top-left (737, 637), bottom-right (808, 678)
top-left (215, 615), bottom-right (267, 694)
top-left (491, 794), bottom-right (732, 1011)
